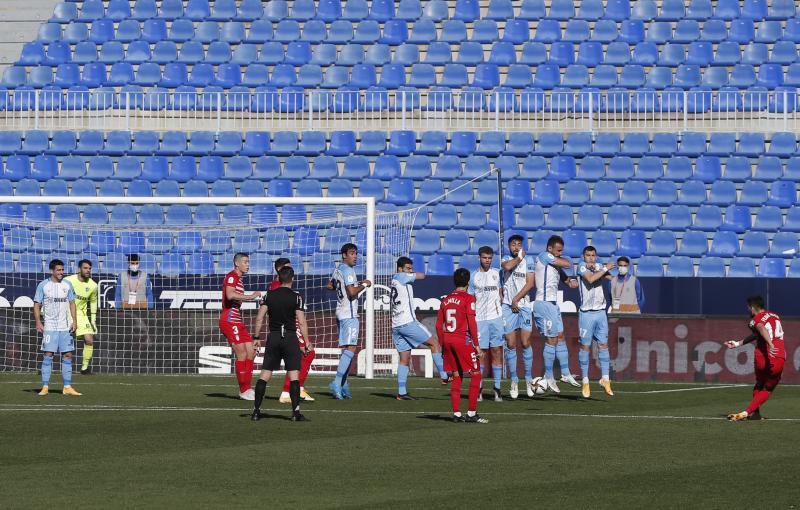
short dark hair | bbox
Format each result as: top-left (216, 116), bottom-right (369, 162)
top-left (508, 234), bottom-right (524, 245)
top-left (340, 243), bottom-right (357, 256)
top-left (746, 295), bottom-right (765, 310)
top-left (274, 257), bottom-right (291, 272)
top-left (278, 265), bottom-right (294, 284)
top-left (478, 246), bottom-right (494, 256)
top-left (77, 258), bottom-right (92, 268)
top-left (233, 252), bottom-right (249, 265)
top-left (453, 268), bottom-right (470, 288)
top-left (49, 259), bottom-right (64, 270)
top-left (396, 256), bottom-right (413, 269)
top-left (616, 256), bottom-right (630, 265)
top-left (547, 235), bottom-right (564, 248)
top-left (582, 246), bottom-right (596, 255)
top-left (127, 253), bottom-right (140, 263)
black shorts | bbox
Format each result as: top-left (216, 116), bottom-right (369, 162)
top-left (262, 332), bottom-right (302, 372)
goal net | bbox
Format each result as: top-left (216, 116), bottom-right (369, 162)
top-left (0, 196), bottom-right (422, 378)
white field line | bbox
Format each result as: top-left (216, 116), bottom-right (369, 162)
top-left (0, 404), bottom-right (798, 422)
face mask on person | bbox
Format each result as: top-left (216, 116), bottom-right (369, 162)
top-left (618, 266), bottom-right (629, 276)
top-left (129, 264), bottom-right (140, 272)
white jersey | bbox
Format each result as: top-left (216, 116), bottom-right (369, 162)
top-left (390, 272), bottom-right (416, 328)
top-left (534, 252), bottom-right (562, 302)
top-left (577, 262), bottom-right (607, 311)
top-left (332, 263), bottom-right (359, 320)
top-left (468, 268), bottom-right (502, 321)
top-left (34, 278), bottom-right (75, 331)
top-left (502, 255), bottom-right (533, 310)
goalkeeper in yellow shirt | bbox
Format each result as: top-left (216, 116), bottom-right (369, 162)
top-left (65, 259), bottom-right (99, 375)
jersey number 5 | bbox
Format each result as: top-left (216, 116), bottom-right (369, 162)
top-left (445, 308), bottom-right (457, 333)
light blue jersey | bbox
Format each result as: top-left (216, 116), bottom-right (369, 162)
top-left (577, 262), bottom-right (610, 345)
top-left (390, 272), bottom-right (416, 328)
top-left (34, 278), bottom-right (75, 331)
top-left (332, 263), bottom-right (359, 320)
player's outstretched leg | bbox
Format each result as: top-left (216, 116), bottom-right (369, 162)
top-left (80, 335), bottom-right (95, 375)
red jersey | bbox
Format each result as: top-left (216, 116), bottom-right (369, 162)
top-left (749, 310), bottom-right (786, 359)
top-left (436, 289), bottom-right (478, 347)
top-left (221, 270), bottom-right (245, 323)
top-left (269, 279), bottom-right (305, 345)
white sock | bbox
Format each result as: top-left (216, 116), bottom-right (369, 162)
top-left (582, 377), bottom-right (589, 384)
top-left (453, 412), bottom-right (462, 418)
top-left (467, 411), bottom-right (476, 417)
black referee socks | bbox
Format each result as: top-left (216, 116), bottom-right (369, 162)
top-left (289, 380), bottom-right (300, 413)
top-left (254, 379), bottom-right (267, 411)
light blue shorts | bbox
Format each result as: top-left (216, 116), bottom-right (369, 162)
top-left (41, 330), bottom-right (75, 353)
top-left (477, 317), bottom-right (505, 349)
top-left (392, 321), bottom-right (432, 352)
top-left (533, 301), bottom-right (564, 338)
top-left (338, 318), bottom-right (360, 347)
top-left (501, 304), bottom-right (532, 334)
top-left (579, 310), bottom-right (609, 346)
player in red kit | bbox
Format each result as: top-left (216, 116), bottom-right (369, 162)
top-left (436, 268), bottom-right (487, 424)
top-left (724, 295), bottom-right (786, 421)
top-left (220, 253), bottom-right (262, 400)
top-left (266, 258), bottom-right (315, 404)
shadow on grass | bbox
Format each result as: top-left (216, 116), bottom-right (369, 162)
top-left (416, 414), bottom-right (459, 422)
top-left (239, 412), bottom-right (292, 421)
top-left (23, 388), bottom-right (62, 394)
top-left (206, 392), bottom-right (258, 401)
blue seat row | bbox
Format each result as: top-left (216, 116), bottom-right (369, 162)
top-left (20, 39), bottom-right (800, 72)
top-left (52, 0), bottom-right (423, 24)
top-left (50, 0), bottom-right (800, 25)
top-left (7, 63), bottom-right (800, 94)
top-left (41, 15), bottom-right (800, 48)
top-left (2, 130), bottom-right (800, 160)
top-left (1, 248), bottom-right (794, 277)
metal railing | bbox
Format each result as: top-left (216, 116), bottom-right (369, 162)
top-left (0, 87), bottom-right (797, 133)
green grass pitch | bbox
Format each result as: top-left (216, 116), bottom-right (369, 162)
top-left (1, 374), bottom-right (797, 509)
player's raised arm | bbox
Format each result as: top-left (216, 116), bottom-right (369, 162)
top-left (501, 246), bottom-right (525, 271)
top-left (724, 332), bottom-right (758, 349)
top-left (226, 285), bottom-right (261, 302)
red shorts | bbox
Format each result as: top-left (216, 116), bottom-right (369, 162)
top-left (442, 338), bottom-right (480, 376)
top-left (219, 321), bottom-right (252, 346)
top-left (754, 350), bottom-right (785, 389)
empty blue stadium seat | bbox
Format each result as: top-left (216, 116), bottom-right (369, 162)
top-left (635, 256), bottom-right (664, 276)
top-left (618, 229), bottom-right (647, 257)
top-left (665, 256), bottom-right (694, 277)
top-left (727, 257), bottom-right (756, 277)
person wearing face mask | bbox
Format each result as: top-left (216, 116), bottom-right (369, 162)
top-left (114, 254), bottom-right (154, 310)
top-left (609, 256), bottom-right (644, 314)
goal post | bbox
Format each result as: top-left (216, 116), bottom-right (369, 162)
top-left (0, 195), bottom-right (392, 378)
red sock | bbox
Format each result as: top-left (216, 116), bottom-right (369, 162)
top-left (450, 375), bottom-right (463, 414)
top-left (245, 359), bottom-right (254, 387)
top-left (746, 389), bottom-right (773, 415)
top-left (468, 374), bottom-right (482, 412)
top-left (235, 360), bottom-right (250, 393)
top-left (300, 350), bottom-right (315, 386)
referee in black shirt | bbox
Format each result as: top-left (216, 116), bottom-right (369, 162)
top-left (251, 266), bottom-right (310, 422)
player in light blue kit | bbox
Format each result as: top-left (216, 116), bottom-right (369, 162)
top-left (468, 246), bottom-right (505, 402)
top-left (391, 256), bottom-right (448, 400)
top-left (327, 243), bottom-right (372, 400)
top-left (532, 235), bottom-right (579, 394)
top-left (500, 235), bottom-right (536, 399)
top-left (34, 259), bottom-right (81, 396)
top-left (576, 246), bottom-right (615, 398)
